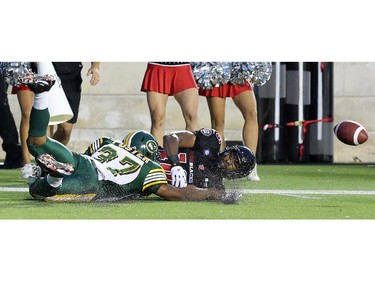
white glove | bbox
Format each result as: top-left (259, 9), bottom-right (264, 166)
top-left (170, 166), bottom-right (187, 188)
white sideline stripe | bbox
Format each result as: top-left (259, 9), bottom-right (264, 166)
top-left (0, 187), bottom-right (29, 192)
top-left (238, 189), bottom-right (375, 195)
top-left (2, 187), bottom-right (375, 196)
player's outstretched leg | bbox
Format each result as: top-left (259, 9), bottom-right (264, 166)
top-left (27, 89), bottom-right (76, 166)
top-left (27, 86), bottom-right (77, 191)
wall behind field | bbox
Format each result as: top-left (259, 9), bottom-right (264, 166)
top-left (2, 62), bottom-right (374, 163)
top-left (333, 62), bottom-right (375, 163)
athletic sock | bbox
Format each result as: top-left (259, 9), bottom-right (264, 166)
top-left (32, 92), bottom-right (48, 110)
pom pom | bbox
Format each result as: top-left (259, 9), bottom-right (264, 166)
top-left (0, 62), bottom-right (33, 86)
top-left (191, 62), bottom-right (273, 89)
top-left (230, 62), bottom-right (247, 85)
top-left (251, 62), bottom-right (273, 86)
top-left (191, 62), bottom-right (213, 89)
top-left (210, 62), bottom-right (232, 87)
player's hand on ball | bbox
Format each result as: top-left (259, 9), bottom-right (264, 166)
top-left (171, 166), bottom-right (187, 188)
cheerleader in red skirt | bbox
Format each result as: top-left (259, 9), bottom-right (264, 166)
top-left (141, 62), bottom-right (199, 146)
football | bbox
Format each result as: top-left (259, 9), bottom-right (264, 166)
top-left (333, 120), bottom-right (368, 146)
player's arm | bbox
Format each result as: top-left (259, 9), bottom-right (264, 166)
top-left (163, 130), bottom-right (196, 154)
top-left (163, 131), bottom-right (196, 188)
top-left (155, 183), bottom-right (224, 201)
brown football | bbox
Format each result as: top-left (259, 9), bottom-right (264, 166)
top-left (333, 120), bottom-right (368, 146)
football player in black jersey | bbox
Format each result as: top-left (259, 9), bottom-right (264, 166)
top-left (159, 128), bottom-right (256, 189)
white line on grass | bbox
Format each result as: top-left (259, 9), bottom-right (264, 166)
top-left (0, 187), bottom-right (29, 192)
top-left (238, 189), bottom-right (375, 195)
top-left (2, 187), bottom-right (375, 196)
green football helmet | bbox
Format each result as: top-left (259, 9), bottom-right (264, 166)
top-left (123, 130), bottom-right (160, 162)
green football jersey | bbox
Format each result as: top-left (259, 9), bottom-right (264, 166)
top-left (90, 141), bottom-right (167, 199)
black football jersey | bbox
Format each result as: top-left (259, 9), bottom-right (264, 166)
top-left (159, 129), bottom-right (224, 189)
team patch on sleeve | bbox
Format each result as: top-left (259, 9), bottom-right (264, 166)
top-left (90, 138), bottom-right (103, 154)
top-left (199, 128), bottom-right (213, 136)
top-left (85, 137), bottom-right (113, 155)
top-left (142, 168), bottom-right (167, 191)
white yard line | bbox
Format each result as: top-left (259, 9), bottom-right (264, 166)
top-left (237, 189), bottom-right (375, 195)
top-left (2, 187), bottom-right (375, 196)
top-left (0, 187), bottom-right (29, 192)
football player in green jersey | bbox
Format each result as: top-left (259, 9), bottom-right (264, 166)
top-left (26, 90), bottom-right (224, 203)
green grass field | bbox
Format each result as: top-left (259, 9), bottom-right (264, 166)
top-left (1, 163), bottom-right (374, 219)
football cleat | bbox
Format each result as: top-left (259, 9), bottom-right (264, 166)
top-left (37, 154), bottom-right (74, 178)
top-left (19, 74), bottom-right (56, 93)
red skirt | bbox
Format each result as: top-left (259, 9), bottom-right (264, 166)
top-left (199, 81), bottom-right (253, 98)
top-left (141, 63), bottom-right (197, 96)
top-left (11, 84), bottom-right (31, 94)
